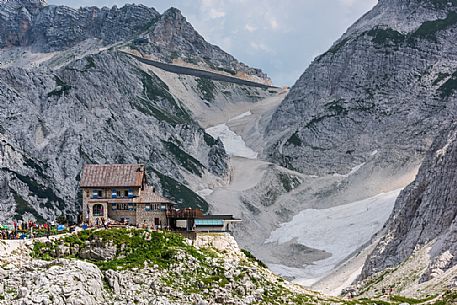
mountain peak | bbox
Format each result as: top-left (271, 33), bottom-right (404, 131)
top-left (161, 7), bottom-right (185, 22)
top-left (162, 7), bottom-right (182, 17)
top-left (0, 0), bottom-right (46, 7)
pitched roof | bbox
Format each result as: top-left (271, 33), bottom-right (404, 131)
top-left (138, 186), bottom-right (174, 204)
top-left (80, 164), bottom-right (145, 188)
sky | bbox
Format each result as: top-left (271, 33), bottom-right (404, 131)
top-left (48, 0), bottom-right (378, 86)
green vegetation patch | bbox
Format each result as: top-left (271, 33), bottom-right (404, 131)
top-left (137, 69), bottom-right (193, 124)
top-left (169, 51), bottom-right (180, 61)
top-left (217, 67), bottom-right (237, 76)
top-left (150, 168), bottom-right (209, 212)
top-left (390, 295), bottom-right (436, 304)
top-left (203, 132), bottom-right (217, 146)
top-left (432, 290), bottom-right (457, 305)
top-left (196, 78), bottom-right (216, 102)
top-left (286, 131), bottom-right (302, 147)
top-left (84, 56), bottom-right (96, 70)
top-left (47, 75), bottom-right (72, 98)
top-left (367, 28), bottom-right (406, 45)
top-left (433, 72), bottom-right (450, 86)
top-left (278, 172), bottom-right (302, 192)
top-left (162, 140), bottom-right (204, 177)
top-left (130, 97), bottom-right (183, 125)
top-left (323, 37), bottom-right (350, 56)
top-left (32, 229), bottom-right (203, 270)
top-left (412, 11), bottom-right (457, 40)
top-left (428, 0), bottom-right (457, 9)
top-left (438, 70), bottom-right (457, 98)
top-left (241, 249), bottom-right (267, 268)
top-left (326, 99), bottom-right (349, 115)
top-left (23, 157), bottom-right (47, 179)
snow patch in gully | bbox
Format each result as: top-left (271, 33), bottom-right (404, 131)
top-left (265, 189), bottom-right (401, 285)
top-left (206, 123), bottom-right (258, 159)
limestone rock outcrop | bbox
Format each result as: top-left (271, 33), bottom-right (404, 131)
top-left (266, 0), bottom-right (457, 176)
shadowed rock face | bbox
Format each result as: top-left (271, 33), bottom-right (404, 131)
top-left (265, 0), bottom-right (457, 176)
top-left (361, 123), bottom-right (457, 280)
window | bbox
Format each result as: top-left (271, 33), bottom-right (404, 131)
top-left (91, 190), bottom-right (103, 199)
top-left (92, 190), bottom-right (103, 198)
top-left (195, 219), bottom-right (224, 226)
top-left (116, 203), bottom-right (129, 210)
top-left (93, 204), bottom-right (103, 216)
top-left (124, 190), bottom-right (129, 197)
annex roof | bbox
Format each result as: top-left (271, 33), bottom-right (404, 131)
top-left (80, 164), bottom-right (145, 188)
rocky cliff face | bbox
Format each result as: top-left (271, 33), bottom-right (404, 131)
top-left (266, 0), bottom-right (457, 176)
top-left (0, 0), bottom-right (269, 82)
top-left (0, 50), bottom-right (230, 222)
top-left (361, 123), bottom-right (457, 282)
top-left (0, 0), bottom-right (275, 223)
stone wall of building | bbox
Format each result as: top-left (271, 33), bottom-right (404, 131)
top-left (136, 204), bottom-right (167, 228)
top-left (84, 202), bottom-right (108, 226)
top-left (107, 205), bottom-right (137, 225)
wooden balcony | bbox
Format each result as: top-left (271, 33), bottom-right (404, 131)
top-left (166, 209), bottom-right (203, 219)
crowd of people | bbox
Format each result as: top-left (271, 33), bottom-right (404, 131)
top-left (0, 221), bottom-right (56, 240)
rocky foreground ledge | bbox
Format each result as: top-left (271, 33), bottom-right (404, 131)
top-left (0, 229), bottom-right (325, 305)
top-left (0, 229), bottom-right (454, 305)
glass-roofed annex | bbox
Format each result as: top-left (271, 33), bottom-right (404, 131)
top-left (166, 209), bottom-right (242, 232)
top-left (194, 215), bottom-right (241, 232)
top-left (195, 219), bottom-right (225, 226)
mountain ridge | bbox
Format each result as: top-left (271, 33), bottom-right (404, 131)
top-left (0, 1), bottom-right (277, 224)
top-left (0, 0), bottom-right (271, 84)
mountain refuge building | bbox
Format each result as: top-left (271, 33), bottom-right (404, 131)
top-left (80, 164), bottom-right (174, 227)
top-left (80, 164), bottom-right (241, 232)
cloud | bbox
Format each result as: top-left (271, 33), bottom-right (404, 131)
top-left (200, 0), bottom-right (225, 18)
top-left (339, 0), bottom-right (358, 8)
top-left (249, 42), bottom-right (273, 53)
top-left (208, 8), bottom-right (225, 18)
top-left (270, 19), bottom-right (279, 30)
top-left (244, 24), bottom-right (257, 32)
